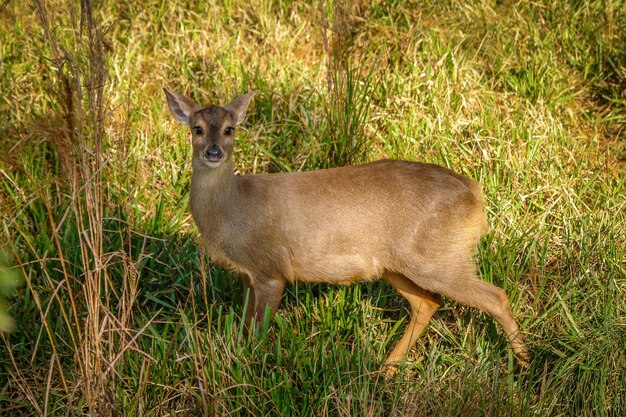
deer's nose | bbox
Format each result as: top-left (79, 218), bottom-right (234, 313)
top-left (204, 145), bottom-right (223, 162)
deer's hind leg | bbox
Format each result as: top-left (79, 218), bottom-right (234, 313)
top-left (383, 271), bottom-right (441, 377)
top-left (404, 262), bottom-right (529, 366)
top-left (436, 273), bottom-right (529, 364)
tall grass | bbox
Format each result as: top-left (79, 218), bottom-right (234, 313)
top-left (315, 0), bottom-right (377, 168)
top-left (1, 0), bottom-right (144, 414)
top-left (1, 0), bottom-right (625, 416)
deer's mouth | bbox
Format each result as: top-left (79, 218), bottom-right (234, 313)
top-left (203, 146), bottom-right (224, 163)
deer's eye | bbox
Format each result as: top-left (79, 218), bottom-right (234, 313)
top-left (224, 127), bottom-right (234, 136)
top-left (193, 126), bottom-right (203, 135)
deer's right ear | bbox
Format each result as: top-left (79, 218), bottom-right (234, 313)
top-left (164, 88), bottom-right (200, 126)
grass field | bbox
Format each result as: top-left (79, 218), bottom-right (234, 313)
top-left (1, 0), bottom-right (625, 415)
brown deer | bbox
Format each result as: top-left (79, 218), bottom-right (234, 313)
top-left (164, 88), bottom-right (529, 375)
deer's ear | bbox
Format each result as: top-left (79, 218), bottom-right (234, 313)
top-left (164, 88), bottom-right (201, 126)
top-left (224, 91), bottom-right (256, 125)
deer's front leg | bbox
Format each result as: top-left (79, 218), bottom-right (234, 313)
top-left (242, 276), bottom-right (286, 335)
top-left (242, 275), bottom-right (256, 335)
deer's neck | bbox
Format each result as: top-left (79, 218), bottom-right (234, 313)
top-left (190, 160), bottom-right (238, 239)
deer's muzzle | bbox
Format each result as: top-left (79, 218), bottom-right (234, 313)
top-left (204, 145), bottom-right (224, 163)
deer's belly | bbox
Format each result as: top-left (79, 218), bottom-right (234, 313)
top-left (291, 253), bottom-right (383, 284)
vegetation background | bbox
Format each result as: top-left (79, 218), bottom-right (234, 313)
top-left (0, 0), bottom-right (624, 415)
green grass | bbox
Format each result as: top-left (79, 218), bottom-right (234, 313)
top-left (1, 0), bottom-right (625, 416)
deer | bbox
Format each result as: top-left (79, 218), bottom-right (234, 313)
top-left (164, 88), bottom-right (529, 376)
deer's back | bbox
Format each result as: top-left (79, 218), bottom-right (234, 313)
top-left (219, 160), bottom-right (487, 283)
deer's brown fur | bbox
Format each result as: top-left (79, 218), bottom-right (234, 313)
top-left (164, 88), bottom-right (529, 376)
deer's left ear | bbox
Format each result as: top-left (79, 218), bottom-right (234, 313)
top-left (224, 91), bottom-right (257, 125)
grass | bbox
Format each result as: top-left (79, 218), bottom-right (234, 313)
top-left (1, 0), bottom-right (625, 415)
